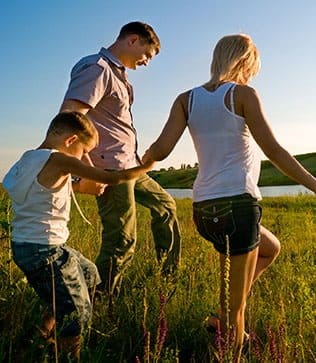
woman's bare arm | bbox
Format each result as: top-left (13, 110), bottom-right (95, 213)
top-left (240, 85), bottom-right (316, 192)
top-left (142, 91), bottom-right (189, 163)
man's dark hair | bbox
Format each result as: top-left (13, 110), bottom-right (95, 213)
top-left (118, 21), bottom-right (160, 54)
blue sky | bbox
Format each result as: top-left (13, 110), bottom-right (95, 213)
top-left (1, 0), bottom-right (315, 180)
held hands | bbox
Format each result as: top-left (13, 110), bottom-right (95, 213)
top-left (141, 158), bottom-right (156, 172)
top-left (141, 149), bottom-right (155, 166)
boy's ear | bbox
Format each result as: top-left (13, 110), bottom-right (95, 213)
top-left (128, 34), bottom-right (139, 46)
top-left (65, 134), bottom-right (79, 147)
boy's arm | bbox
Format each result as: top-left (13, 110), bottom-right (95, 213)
top-left (49, 153), bottom-right (155, 186)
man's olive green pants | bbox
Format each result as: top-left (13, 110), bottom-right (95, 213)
top-left (95, 173), bottom-right (181, 295)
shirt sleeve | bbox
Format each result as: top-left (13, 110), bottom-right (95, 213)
top-left (63, 61), bottom-right (108, 108)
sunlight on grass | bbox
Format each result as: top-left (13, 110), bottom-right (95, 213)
top-left (0, 186), bottom-right (315, 362)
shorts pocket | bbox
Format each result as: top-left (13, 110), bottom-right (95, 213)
top-left (195, 202), bottom-right (236, 245)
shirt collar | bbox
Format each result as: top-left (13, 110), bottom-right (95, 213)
top-left (99, 47), bottom-right (125, 69)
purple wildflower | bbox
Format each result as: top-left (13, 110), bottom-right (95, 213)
top-left (250, 331), bottom-right (262, 362)
top-left (154, 292), bottom-right (168, 361)
top-left (267, 324), bottom-right (278, 361)
top-left (215, 327), bottom-right (224, 362)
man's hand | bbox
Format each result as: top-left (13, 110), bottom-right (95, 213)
top-left (74, 179), bottom-right (107, 196)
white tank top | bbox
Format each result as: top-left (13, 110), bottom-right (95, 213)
top-left (187, 82), bottom-right (262, 202)
top-left (4, 149), bottom-right (71, 245)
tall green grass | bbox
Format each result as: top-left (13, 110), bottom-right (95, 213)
top-left (0, 186), bottom-right (315, 362)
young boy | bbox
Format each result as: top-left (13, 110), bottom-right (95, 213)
top-left (3, 111), bottom-right (154, 361)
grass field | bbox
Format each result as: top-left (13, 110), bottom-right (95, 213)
top-left (0, 186), bottom-right (315, 362)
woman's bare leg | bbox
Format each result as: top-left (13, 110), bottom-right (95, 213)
top-left (253, 225), bottom-right (281, 282)
top-left (219, 247), bottom-right (258, 363)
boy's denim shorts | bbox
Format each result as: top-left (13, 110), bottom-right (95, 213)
top-left (11, 242), bottom-right (101, 336)
top-left (193, 193), bottom-right (262, 256)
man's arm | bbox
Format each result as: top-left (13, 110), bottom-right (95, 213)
top-left (60, 98), bottom-right (105, 194)
top-left (72, 178), bottom-right (106, 195)
top-left (60, 99), bottom-right (94, 166)
top-left (72, 152), bottom-right (106, 195)
top-left (60, 99), bottom-right (91, 114)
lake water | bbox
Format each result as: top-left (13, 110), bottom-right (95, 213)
top-left (166, 185), bottom-right (313, 199)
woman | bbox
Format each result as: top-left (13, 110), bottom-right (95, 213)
top-left (142, 34), bottom-right (316, 362)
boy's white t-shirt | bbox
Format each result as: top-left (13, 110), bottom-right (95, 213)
top-left (3, 149), bottom-right (71, 245)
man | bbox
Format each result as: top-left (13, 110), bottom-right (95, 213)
top-left (60, 21), bottom-right (181, 296)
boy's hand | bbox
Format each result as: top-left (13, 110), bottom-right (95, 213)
top-left (74, 179), bottom-right (107, 196)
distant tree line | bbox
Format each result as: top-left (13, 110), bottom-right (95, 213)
top-left (159, 163), bottom-right (199, 172)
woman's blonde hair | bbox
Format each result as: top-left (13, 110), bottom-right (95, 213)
top-left (209, 34), bottom-right (260, 88)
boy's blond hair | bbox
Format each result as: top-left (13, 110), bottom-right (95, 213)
top-left (209, 34), bottom-right (260, 88)
top-left (47, 111), bottom-right (98, 145)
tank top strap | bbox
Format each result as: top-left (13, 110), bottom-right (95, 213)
top-left (216, 82), bottom-right (237, 114)
top-left (188, 82), bottom-right (236, 117)
top-left (188, 89), bottom-right (194, 114)
top-left (229, 84), bottom-right (237, 114)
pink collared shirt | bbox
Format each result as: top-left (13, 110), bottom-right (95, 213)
top-left (64, 47), bottom-right (139, 170)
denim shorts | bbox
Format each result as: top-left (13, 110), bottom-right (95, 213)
top-left (193, 194), bottom-right (262, 256)
top-left (11, 242), bottom-right (101, 336)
